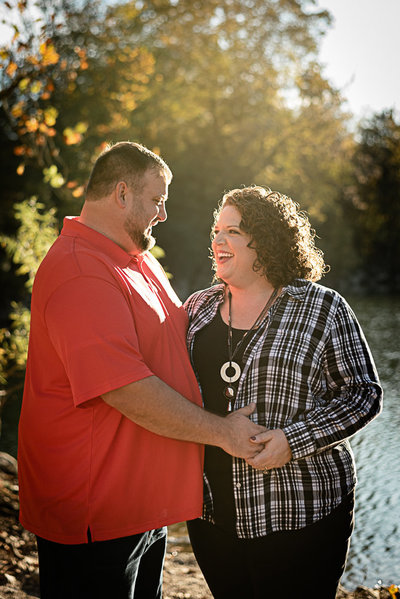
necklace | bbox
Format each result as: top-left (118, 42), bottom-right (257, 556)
top-left (220, 286), bottom-right (279, 409)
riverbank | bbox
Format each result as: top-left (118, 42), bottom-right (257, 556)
top-left (0, 455), bottom-right (394, 599)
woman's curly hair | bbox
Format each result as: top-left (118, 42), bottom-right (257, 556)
top-left (212, 186), bottom-right (328, 287)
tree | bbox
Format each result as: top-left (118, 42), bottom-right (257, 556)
top-left (102, 0), bottom-right (351, 293)
top-left (348, 110), bottom-right (400, 293)
top-left (0, 0), bottom-right (156, 214)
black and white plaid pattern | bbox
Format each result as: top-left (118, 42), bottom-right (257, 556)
top-left (185, 280), bottom-right (382, 538)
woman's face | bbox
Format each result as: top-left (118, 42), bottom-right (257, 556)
top-left (212, 205), bottom-right (260, 288)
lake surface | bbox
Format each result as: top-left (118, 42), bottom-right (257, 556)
top-left (1, 295), bottom-right (399, 589)
top-left (341, 296), bottom-right (400, 589)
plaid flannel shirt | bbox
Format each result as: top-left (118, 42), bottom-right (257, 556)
top-left (185, 279), bottom-right (382, 538)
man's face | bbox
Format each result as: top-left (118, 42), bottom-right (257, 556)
top-left (124, 169), bottom-right (169, 252)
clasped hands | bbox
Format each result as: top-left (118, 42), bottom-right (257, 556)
top-left (225, 402), bottom-right (292, 471)
top-left (247, 428), bottom-right (292, 471)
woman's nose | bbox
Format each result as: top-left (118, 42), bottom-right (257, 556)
top-left (212, 231), bottom-right (224, 244)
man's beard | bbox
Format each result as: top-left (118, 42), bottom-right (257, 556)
top-left (124, 211), bottom-right (155, 252)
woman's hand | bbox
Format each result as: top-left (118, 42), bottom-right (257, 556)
top-left (246, 429), bottom-right (292, 471)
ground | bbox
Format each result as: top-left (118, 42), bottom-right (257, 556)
top-left (0, 458), bottom-right (393, 599)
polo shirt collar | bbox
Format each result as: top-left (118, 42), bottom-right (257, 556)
top-left (62, 217), bottom-right (144, 268)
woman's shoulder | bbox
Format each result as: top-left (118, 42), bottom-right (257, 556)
top-left (287, 279), bottom-right (350, 319)
top-left (288, 279), bottom-right (344, 302)
top-left (184, 283), bottom-right (225, 314)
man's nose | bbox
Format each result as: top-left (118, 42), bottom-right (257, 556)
top-left (157, 204), bottom-right (167, 222)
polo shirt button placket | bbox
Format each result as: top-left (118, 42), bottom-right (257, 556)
top-left (136, 259), bottom-right (159, 296)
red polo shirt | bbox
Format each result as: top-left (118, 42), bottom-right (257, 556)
top-left (18, 217), bottom-right (203, 544)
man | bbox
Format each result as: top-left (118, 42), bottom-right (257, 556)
top-left (18, 141), bottom-right (264, 599)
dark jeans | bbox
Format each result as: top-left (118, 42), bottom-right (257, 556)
top-left (187, 491), bottom-right (354, 599)
top-left (36, 527), bottom-right (167, 599)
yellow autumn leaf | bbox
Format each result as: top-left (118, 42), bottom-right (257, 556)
top-left (43, 165), bottom-right (65, 188)
top-left (6, 62), bottom-right (18, 77)
top-left (13, 146), bottom-right (25, 156)
top-left (11, 101), bottom-right (25, 118)
top-left (18, 77), bottom-right (30, 91)
top-left (72, 186), bottom-right (85, 198)
top-left (75, 122), bottom-right (88, 134)
top-left (30, 80), bottom-right (42, 94)
top-left (44, 106), bottom-right (58, 127)
top-left (388, 585), bottom-right (399, 598)
top-left (40, 43), bottom-right (59, 66)
top-left (25, 118), bottom-right (39, 132)
top-left (63, 127), bottom-right (82, 145)
top-left (17, 163), bottom-right (25, 175)
top-left (26, 55), bottom-right (39, 66)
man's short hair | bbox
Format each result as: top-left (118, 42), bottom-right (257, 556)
top-left (85, 141), bottom-right (172, 200)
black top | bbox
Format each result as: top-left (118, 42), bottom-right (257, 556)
top-left (192, 310), bottom-right (248, 532)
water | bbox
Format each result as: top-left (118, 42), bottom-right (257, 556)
top-left (1, 296), bottom-right (399, 589)
top-left (341, 296), bottom-right (400, 589)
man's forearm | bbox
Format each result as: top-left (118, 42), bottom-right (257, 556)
top-left (101, 375), bottom-right (265, 459)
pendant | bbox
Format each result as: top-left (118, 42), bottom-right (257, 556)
top-left (223, 386), bottom-right (236, 411)
top-left (221, 362), bottom-right (241, 411)
top-left (220, 361), bottom-right (241, 383)
top-left (223, 385), bottom-right (236, 400)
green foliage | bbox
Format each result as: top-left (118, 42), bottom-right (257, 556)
top-left (0, 301), bottom-right (31, 385)
top-left (1, 198), bottom-right (58, 291)
top-left (0, 199), bottom-right (58, 387)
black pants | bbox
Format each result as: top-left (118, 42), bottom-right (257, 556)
top-left (187, 492), bottom-right (354, 599)
top-left (36, 527), bottom-right (167, 599)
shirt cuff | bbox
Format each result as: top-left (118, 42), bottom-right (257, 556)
top-left (282, 421), bottom-right (317, 460)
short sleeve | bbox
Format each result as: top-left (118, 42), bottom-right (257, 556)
top-left (44, 275), bottom-right (154, 405)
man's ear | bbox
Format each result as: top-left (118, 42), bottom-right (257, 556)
top-left (115, 181), bottom-right (128, 208)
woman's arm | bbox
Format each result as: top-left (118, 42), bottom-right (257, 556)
top-left (247, 297), bottom-right (382, 469)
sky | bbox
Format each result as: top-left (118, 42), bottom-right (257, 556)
top-left (317, 0), bottom-right (400, 119)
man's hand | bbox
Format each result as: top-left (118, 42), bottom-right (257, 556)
top-left (246, 429), bottom-right (292, 470)
top-left (102, 377), bottom-right (266, 457)
top-left (219, 403), bottom-right (266, 460)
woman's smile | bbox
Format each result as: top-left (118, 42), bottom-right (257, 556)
top-left (212, 205), bottom-right (258, 286)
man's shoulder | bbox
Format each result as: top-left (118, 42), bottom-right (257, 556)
top-left (33, 232), bottom-right (121, 305)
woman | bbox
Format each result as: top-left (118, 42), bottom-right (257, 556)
top-left (185, 186), bottom-right (382, 599)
